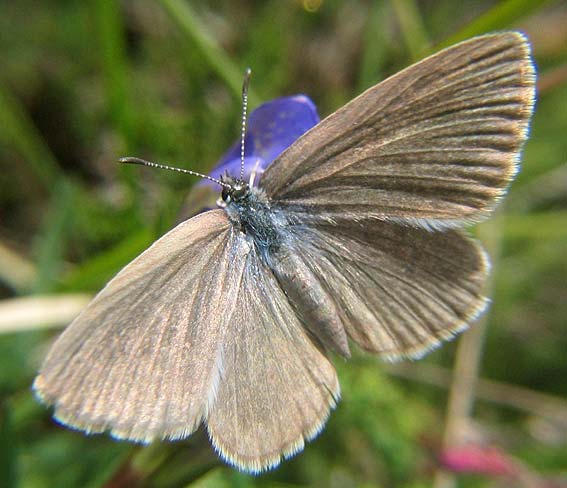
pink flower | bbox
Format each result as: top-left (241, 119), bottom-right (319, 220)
top-left (440, 445), bottom-right (518, 477)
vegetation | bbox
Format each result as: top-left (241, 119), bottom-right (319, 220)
top-left (0, 1), bottom-right (565, 486)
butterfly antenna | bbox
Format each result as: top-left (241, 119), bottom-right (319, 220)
top-left (119, 157), bottom-right (232, 189)
top-left (239, 67), bottom-right (252, 182)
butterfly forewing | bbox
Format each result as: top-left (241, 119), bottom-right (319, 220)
top-left (262, 32), bottom-right (535, 229)
top-left (34, 210), bottom-right (250, 442)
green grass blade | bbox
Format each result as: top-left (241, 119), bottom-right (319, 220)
top-left (92, 0), bottom-right (141, 195)
top-left (390, 0), bottom-right (431, 60)
top-left (434, 0), bottom-right (554, 50)
top-left (0, 400), bottom-right (17, 488)
top-left (59, 227), bottom-right (153, 292)
top-left (93, 0), bottom-right (136, 146)
top-left (158, 0), bottom-right (259, 105)
top-left (32, 179), bottom-right (76, 293)
top-left (0, 81), bottom-right (62, 190)
top-left (357, 2), bottom-right (391, 91)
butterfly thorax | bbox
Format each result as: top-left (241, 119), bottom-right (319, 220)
top-left (219, 175), bottom-right (288, 260)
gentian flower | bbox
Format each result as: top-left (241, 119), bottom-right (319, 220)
top-left (204, 94), bottom-right (320, 188)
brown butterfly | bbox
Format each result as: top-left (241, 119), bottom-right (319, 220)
top-left (34, 32), bottom-right (536, 473)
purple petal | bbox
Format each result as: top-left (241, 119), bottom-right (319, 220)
top-left (203, 95), bottom-right (319, 188)
top-left (207, 156), bottom-right (265, 185)
top-left (246, 94), bottom-right (320, 164)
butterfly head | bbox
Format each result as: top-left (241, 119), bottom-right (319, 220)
top-left (218, 175), bottom-right (250, 206)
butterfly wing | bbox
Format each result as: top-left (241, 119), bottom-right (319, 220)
top-left (276, 221), bottom-right (489, 361)
top-left (33, 210), bottom-right (251, 442)
top-left (261, 32), bottom-right (535, 229)
top-left (206, 249), bottom-right (339, 473)
top-left (34, 209), bottom-right (339, 472)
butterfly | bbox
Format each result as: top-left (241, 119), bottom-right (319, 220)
top-left (34, 32), bottom-right (536, 473)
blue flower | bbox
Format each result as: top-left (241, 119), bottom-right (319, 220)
top-left (205, 95), bottom-right (320, 188)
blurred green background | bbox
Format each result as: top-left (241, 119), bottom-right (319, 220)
top-left (0, 1), bottom-right (566, 487)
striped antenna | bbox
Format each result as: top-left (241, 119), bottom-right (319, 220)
top-left (118, 157), bottom-right (232, 189)
top-left (239, 68), bottom-right (252, 181)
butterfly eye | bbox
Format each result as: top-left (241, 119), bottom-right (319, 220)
top-left (221, 186), bottom-right (232, 203)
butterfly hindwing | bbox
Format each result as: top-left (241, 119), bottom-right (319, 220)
top-left (277, 220), bottom-right (489, 361)
top-left (206, 250), bottom-right (340, 473)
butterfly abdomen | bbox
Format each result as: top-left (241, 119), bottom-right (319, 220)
top-left (270, 248), bottom-right (351, 357)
